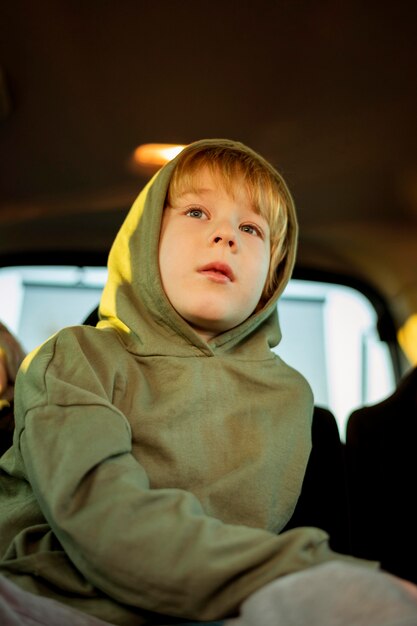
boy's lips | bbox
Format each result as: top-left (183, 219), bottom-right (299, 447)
top-left (198, 263), bottom-right (235, 282)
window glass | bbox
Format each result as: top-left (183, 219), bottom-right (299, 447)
top-left (0, 267), bottom-right (396, 439)
top-left (276, 280), bottom-right (396, 438)
top-left (0, 266), bottom-right (107, 351)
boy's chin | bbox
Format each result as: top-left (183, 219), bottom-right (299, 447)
top-left (178, 300), bottom-right (262, 340)
top-left (184, 314), bottom-right (246, 341)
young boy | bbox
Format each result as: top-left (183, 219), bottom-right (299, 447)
top-left (0, 139), bottom-right (414, 625)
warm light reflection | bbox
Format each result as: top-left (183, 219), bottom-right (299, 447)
top-left (133, 143), bottom-right (186, 168)
top-left (398, 313), bottom-right (417, 365)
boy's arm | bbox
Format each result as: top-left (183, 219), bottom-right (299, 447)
top-left (13, 334), bottom-right (377, 622)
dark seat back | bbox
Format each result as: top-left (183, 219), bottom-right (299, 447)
top-left (83, 305), bottom-right (100, 326)
top-left (283, 405), bottom-right (351, 554)
top-left (346, 367), bottom-right (417, 582)
top-left (0, 402), bottom-right (14, 457)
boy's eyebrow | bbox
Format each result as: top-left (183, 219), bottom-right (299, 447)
top-left (176, 187), bottom-right (213, 198)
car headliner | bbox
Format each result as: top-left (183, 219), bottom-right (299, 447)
top-left (0, 1), bottom-right (416, 341)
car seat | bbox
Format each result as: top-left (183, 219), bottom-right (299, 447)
top-left (283, 405), bottom-right (351, 554)
top-left (346, 367), bottom-right (417, 582)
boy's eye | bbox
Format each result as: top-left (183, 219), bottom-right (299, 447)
top-left (240, 224), bottom-right (262, 237)
top-left (185, 208), bottom-right (206, 219)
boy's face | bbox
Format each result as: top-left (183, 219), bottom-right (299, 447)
top-left (158, 166), bottom-right (270, 341)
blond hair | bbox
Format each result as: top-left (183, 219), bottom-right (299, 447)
top-left (166, 140), bottom-right (292, 303)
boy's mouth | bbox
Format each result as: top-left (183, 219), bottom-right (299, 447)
top-left (198, 263), bottom-right (235, 282)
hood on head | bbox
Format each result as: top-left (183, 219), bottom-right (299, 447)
top-left (98, 139), bottom-right (298, 355)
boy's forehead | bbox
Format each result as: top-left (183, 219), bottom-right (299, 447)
top-left (173, 165), bottom-right (248, 201)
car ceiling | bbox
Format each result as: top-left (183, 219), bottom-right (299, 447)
top-left (1, 1), bottom-right (417, 324)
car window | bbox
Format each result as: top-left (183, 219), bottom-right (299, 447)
top-left (276, 280), bottom-right (395, 439)
top-left (0, 266), bottom-right (395, 439)
top-left (0, 266), bottom-right (106, 352)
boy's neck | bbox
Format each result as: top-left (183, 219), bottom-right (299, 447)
top-left (192, 327), bottom-right (217, 343)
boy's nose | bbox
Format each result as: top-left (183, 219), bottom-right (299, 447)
top-left (210, 223), bottom-right (238, 249)
top-left (213, 235), bottom-right (235, 247)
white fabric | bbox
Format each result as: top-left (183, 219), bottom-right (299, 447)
top-left (0, 575), bottom-right (113, 626)
top-left (225, 562), bottom-right (417, 626)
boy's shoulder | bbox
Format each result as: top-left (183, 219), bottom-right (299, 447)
top-left (38, 323), bottom-right (123, 354)
top-left (15, 325), bottom-right (128, 416)
top-left (270, 352), bottom-right (314, 405)
top-left (18, 325), bottom-right (125, 385)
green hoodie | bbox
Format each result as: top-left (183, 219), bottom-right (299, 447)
top-left (0, 140), bottom-right (373, 624)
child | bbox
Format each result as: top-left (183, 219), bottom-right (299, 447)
top-left (0, 139), bottom-right (413, 625)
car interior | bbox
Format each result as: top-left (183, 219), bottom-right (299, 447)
top-left (1, 0), bottom-right (417, 589)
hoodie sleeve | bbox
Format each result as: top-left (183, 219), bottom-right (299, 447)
top-left (14, 333), bottom-right (377, 622)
